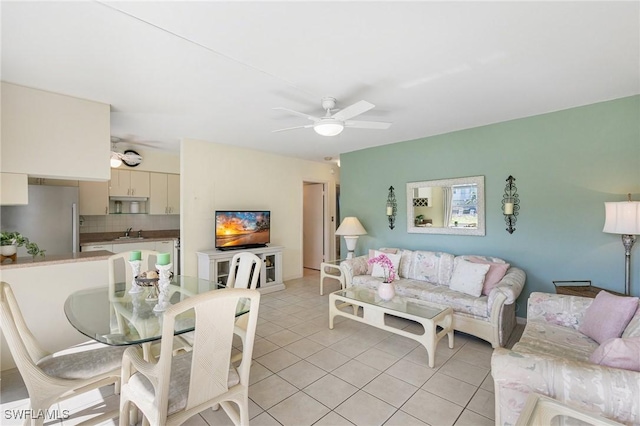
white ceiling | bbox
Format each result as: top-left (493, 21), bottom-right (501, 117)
top-left (2, 1), bottom-right (638, 162)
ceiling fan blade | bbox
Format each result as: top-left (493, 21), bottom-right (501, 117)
top-left (332, 100), bottom-right (375, 121)
top-left (272, 124), bottom-right (314, 133)
top-left (273, 107), bottom-right (320, 122)
top-left (344, 120), bottom-right (392, 130)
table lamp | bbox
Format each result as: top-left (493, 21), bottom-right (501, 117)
top-left (335, 217), bottom-right (367, 259)
top-left (603, 195), bottom-right (640, 295)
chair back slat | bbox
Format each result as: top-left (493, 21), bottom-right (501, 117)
top-left (186, 299), bottom-right (237, 409)
top-left (226, 252), bottom-right (261, 290)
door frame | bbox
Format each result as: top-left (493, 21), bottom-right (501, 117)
top-left (301, 179), bottom-right (334, 275)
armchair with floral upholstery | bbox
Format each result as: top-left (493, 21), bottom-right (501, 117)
top-left (491, 292), bottom-right (640, 425)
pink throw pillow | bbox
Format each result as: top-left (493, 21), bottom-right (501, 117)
top-left (579, 291), bottom-right (639, 344)
top-left (589, 337), bottom-right (640, 371)
top-left (367, 248), bottom-right (398, 275)
top-left (468, 257), bottom-right (510, 296)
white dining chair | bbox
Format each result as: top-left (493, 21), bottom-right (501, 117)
top-left (119, 288), bottom-right (261, 426)
top-left (0, 281), bottom-right (126, 426)
top-left (226, 252), bottom-right (262, 290)
top-left (108, 250), bottom-right (160, 295)
top-left (177, 252), bottom-right (261, 358)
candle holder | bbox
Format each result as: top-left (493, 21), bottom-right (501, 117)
top-left (128, 260), bottom-right (144, 294)
top-left (502, 175), bottom-right (519, 234)
top-left (153, 263), bottom-right (173, 312)
top-left (386, 186), bottom-right (397, 230)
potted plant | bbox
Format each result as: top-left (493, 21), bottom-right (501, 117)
top-left (1, 231), bottom-right (45, 258)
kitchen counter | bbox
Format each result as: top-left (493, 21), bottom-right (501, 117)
top-left (80, 230), bottom-right (179, 246)
top-left (0, 250), bottom-right (112, 270)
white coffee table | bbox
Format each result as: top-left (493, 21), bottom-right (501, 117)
top-left (329, 287), bottom-right (454, 368)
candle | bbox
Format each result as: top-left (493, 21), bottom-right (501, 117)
top-left (504, 202), bottom-right (514, 215)
top-left (157, 252), bottom-right (170, 266)
top-left (129, 251), bottom-right (142, 261)
top-left (386, 206), bottom-right (393, 216)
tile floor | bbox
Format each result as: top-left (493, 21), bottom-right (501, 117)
top-left (1, 269), bottom-right (515, 426)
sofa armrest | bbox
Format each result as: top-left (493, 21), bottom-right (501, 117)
top-left (491, 347), bottom-right (640, 425)
top-left (526, 292), bottom-right (594, 330)
top-left (488, 267), bottom-right (526, 310)
top-left (340, 255), bottom-right (369, 287)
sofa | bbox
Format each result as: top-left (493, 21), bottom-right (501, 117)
top-left (340, 249), bottom-right (526, 348)
top-left (492, 292), bottom-right (640, 425)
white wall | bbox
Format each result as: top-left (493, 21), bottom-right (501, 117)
top-left (180, 138), bottom-right (338, 281)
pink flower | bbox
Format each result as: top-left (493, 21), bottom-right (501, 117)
top-left (367, 253), bottom-right (396, 282)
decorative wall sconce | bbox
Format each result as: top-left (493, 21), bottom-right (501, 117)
top-left (502, 175), bottom-right (519, 234)
top-left (386, 186), bottom-right (397, 229)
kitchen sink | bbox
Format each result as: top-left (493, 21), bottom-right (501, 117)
top-left (113, 236), bottom-right (146, 241)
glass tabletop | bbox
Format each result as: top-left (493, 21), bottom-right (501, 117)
top-left (333, 287), bottom-right (448, 320)
top-left (64, 276), bottom-right (250, 346)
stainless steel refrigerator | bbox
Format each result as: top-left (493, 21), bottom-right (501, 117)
top-left (1, 185), bottom-right (79, 256)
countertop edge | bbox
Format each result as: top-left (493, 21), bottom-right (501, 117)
top-left (80, 236), bottom-right (178, 246)
top-left (0, 251), bottom-right (113, 270)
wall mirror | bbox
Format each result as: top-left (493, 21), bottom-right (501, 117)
top-left (406, 175), bottom-right (485, 236)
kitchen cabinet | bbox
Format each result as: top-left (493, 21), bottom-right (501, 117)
top-left (111, 241), bottom-right (156, 253)
top-left (109, 170), bottom-right (150, 197)
top-left (149, 173), bottom-right (180, 215)
top-left (1, 173), bottom-right (28, 206)
top-left (1, 82), bottom-right (110, 181)
top-left (82, 244), bottom-right (113, 252)
top-left (79, 181), bottom-right (110, 215)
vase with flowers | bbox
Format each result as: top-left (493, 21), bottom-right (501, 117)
top-left (367, 253), bottom-right (396, 301)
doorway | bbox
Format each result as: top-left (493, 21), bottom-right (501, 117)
top-left (303, 182), bottom-right (325, 270)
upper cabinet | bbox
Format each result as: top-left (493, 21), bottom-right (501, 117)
top-left (0, 173), bottom-right (28, 205)
top-left (79, 181), bottom-right (109, 215)
top-left (109, 170), bottom-right (150, 198)
top-left (149, 173), bottom-right (180, 214)
top-left (1, 82), bottom-right (110, 181)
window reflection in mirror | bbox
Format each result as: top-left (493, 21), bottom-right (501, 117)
top-left (407, 176), bottom-right (485, 236)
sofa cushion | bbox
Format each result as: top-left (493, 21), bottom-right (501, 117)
top-left (514, 321), bottom-right (598, 362)
top-left (466, 256), bottom-right (510, 296)
top-left (449, 259), bottom-right (490, 297)
top-left (350, 276), bottom-right (489, 318)
top-left (579, 291), bottom-right (639, 344)
top-left (589, 337), bottom-right (640, 371)
top-left (406, 251), bottom-right (455, 286)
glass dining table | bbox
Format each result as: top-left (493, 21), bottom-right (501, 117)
top-left (64, 275), bottom-right (249, 352)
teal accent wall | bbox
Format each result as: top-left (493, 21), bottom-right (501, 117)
top-left (340, 96), bottom-right (640, 317)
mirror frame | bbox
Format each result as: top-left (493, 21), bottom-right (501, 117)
top-left (406, 175), bottom-right (485, 236)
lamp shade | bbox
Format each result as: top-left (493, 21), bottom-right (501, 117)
top-left (335, 217), bottom-right (367, 236)
top-left (603, 201), bottom-right (640, 235)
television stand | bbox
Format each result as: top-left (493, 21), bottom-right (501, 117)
top-left (196, 245), bottom-right (285, 294)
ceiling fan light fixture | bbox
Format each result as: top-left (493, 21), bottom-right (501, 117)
top-left (110, 153), bottom-right (122, 168)
top-left (314, 119), bottom-right (344, 137)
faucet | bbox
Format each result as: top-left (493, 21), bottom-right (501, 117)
top-left (137, 229), bottom-right (143, 238)
top-left (124, 227), bottom-right (132, 237)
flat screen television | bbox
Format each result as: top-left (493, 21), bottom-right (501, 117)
top-left (215, 210), bottom-right (270, 250)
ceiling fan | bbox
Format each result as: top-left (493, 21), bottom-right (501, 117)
top-left (273, 97), bottom-right (392, 136)
top-left (110, 137), bottom-right (143, 168)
